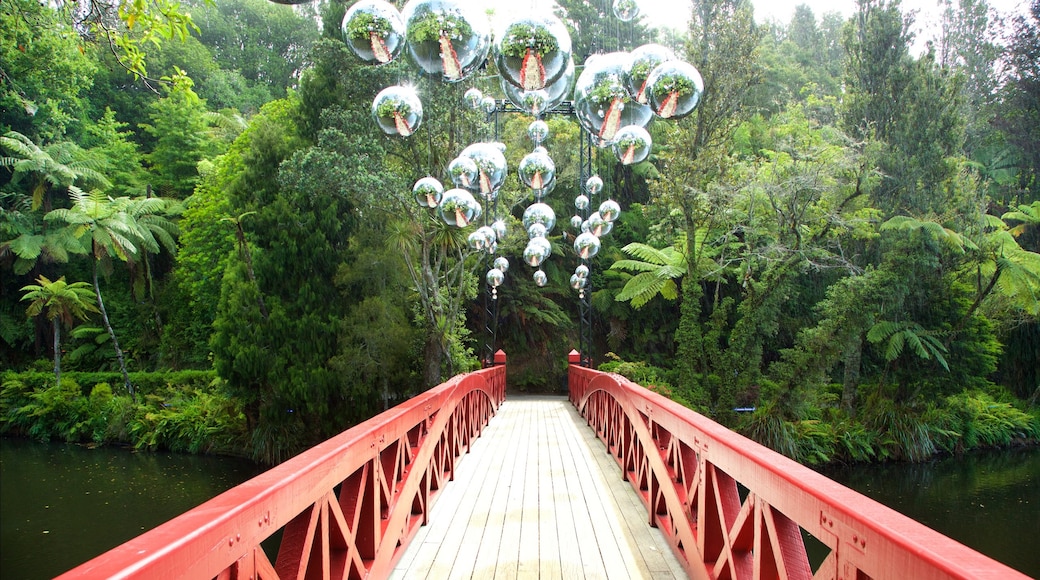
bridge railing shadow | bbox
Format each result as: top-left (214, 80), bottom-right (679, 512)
top-left (569, 356), bottom-right (1028, 580)
top-left (58, 354), bottom-right (507, 580)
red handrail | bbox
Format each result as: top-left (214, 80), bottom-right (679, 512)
top-left (568, 362), bottom-right (1030, 580)
top-left (59, 359), bottom-right (507, 580)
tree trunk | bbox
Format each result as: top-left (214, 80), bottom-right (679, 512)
top-left (52, 318), bottom-right (61, 388)
top-left (841, 333), bottom-right (863, 415)
top-left (423, 332), bottom-right (443, 389)
top-left (93, 259), bottom-right (134, 401)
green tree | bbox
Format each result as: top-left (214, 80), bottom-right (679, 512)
top-left (45, 189), bottom-right (180, 399)
top-left (139, 74), bottom-right (218, 198)
top-left (20, 275), bottom-right (98, 386)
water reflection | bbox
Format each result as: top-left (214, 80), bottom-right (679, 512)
top-left (0, 438), bottom-right (262, 579)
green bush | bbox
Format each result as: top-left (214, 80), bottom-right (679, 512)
top-left (941, 391), bottom-right (1038, 450)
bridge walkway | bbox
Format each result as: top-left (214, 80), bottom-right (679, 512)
top-left (390, 395), bottom-right (685, 579)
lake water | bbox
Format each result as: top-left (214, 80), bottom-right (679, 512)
top-left (0, 437), bottom-right (263, 579)
top-left (2, 438), bottom-right (1037, 578)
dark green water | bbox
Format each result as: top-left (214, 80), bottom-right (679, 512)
top-left (2, 439), bottom-right (1038, 579)
top-left (0, 437), bottom-right (263, 579)
top-left (823, 447), bottom-right (1040, 578)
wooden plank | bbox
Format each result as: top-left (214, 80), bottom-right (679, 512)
top-left (391, 396), bottom-right (687, 580)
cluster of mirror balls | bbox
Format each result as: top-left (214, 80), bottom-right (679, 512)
top-left (340, 0), bottom-right (703, 294)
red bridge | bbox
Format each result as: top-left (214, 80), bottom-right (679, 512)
top-left (59, 352), bottom-right (1029, 579)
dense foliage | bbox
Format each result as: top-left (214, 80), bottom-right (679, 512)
top-left (2, 0), bottom-right (1037, 464)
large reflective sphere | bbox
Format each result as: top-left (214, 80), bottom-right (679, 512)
top-left (492, 219), bottom-right (508, 240)
top-left (534, 269), bottom-right (548, 287)
top-left (524, 236), bottom-right (553, 267)
top-left (448, 156), bottom-right (478, 189)
top-left (477, 225), bottom-right (498, 247)
top-left (574, 194), bottom-right (590, 210)
top-left (494, 256), bottom-right (510, 272)
top-left (460, 142), bottom-right (508, 195)
top-left (464, 87), bottom-right (483, 109)
top-left (613, 0), bottom-right (640, 22)
top-left (587, 212), bottom-right (613, 236)
top-left (522, 202), bottom-right (557, 234)
top-left (625, 44), bottom-right (675, 103)
top-left (570, 215), bottom-right (583, 230)
top-left (586, 175), bottom-right (604, 195)
top-left (496, 15), bottom-right (572, 91)
top-left (518, 150), bottom-right (556, 191)
top-left (468, 230), bottom-right (490, 251)
top-left (487, 268), bottom-right (505, 288)
top-left (402, 0), bottom-right (490, 82)
top-left (439, 188), bottom-right (480, 227)
top-left (372, 86), bottom-right (423, 137)
top-left (613, 124), bottom-right (652, 165)
top-left (413, 176), bottom-right (444, 207)
top-left (527, 120), bottom-right (550, 144)
top-left (575, 264), bottom-right (590, 279)
top-left (574, 232), bottom-right (602, 259)
top-left (599, 199), bottom-right (621, 222)
top-left (646, 60), bottom-right (704, 119)
top-left (527, 222), bottom-right (548, 239)
top-left (574, 53), bottom-right (652, 145)
top-left (342, 0), bottom-right (406, 65)
top-left (570, 274), bottom-right (587, 290)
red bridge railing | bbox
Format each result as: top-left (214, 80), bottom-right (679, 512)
top-left (568, 359), bottom-right (1029, 580)
top-left (59, 355), bottom-right (507, 580)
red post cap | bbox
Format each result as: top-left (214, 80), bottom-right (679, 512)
top-left (568, 349), bottom-right (581, 364)
top-left (494, 350), bottom-right (507, 365)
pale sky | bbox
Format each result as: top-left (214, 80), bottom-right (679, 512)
top-left (641, 0), bottom-right (1031, 37)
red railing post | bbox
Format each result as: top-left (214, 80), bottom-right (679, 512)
top-left (58, 360), bottom-right (507, 580)
top-left (566, 360), bottom-right (1030, 580)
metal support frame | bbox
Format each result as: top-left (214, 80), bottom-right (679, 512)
top-left (577, 128), bottom-right (594, 368)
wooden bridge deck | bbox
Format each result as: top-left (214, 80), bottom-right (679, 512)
top-left (390, 395), bottom-right (686, 580)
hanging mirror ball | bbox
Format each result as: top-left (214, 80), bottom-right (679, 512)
top-left (527, 120), bottom-right (550, 144)
top-left (487, 268), bottom-right (505, 288)
top-left (574, 194), bottom-right (590, 210)
top-left (372, 85), bottom-right (423, 137)
top-left (613, 0), bottom-right (640, 22)
top-left (439, 188), bottom-right (480, 227)
top-left (570, 274), bottom-right (587, 290)
top-left (521, 90), bottom-right (549, 116)
top-left (599, 199), bottom-right (621, 222)
top-left (448, 156), bottom-right (478, 189)
top-left (613, 125), bottom-right (652, 165)
top-left (494, 256), bottom-right (509, 273)
top-left (519, 150), bottom-right (556, 190)
top-left (468, 230), bottom-right (489, 251)
top-left (481, 96), bottom-right (498, 114)
top-left (413, 176), bottom-right (444, 208)
top-left (464, 87), bottom-right (483, 109)
top-left (586, 175), bottom-right (604, 195)
top-left (524, 236), bottom-right (552, 267)
top-left (477, 225), bottom-right (498, 247)
top-left (625, 44), bottom-right (675, 104)
top-left (588, 212), bottom-right (613, 237)
top-left (646, 60), bottom-right (705, 120)
top-left (575, 264), bottom-right (590, 279)
top-left (402, 0), bottom-right (490, 82)
top-left (495, 14), bottom-right (572, 91)
top-left (528, 222), bottom-right (548, 239)
top-left (492, 219), bottom-right (507, 240)
top-left (342, 0), bottom-right (406, 65)
top-left (574, 52), bottom-right (652, 145)
top-left (460, 142), bottom-right (508, 195)
top-left (522, 202), bottom-right (557, 233)
top-left (534, 269), bottom-right (548, 287)
top-left (574, 232), bottom-right (602, 259)
top-left (570, 215), bottom-right (583, 230)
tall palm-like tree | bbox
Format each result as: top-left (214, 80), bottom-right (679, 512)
top-left (45, 189), bottom-right (180, 400)
top-left (1, 132), bottom-right (109, 274)
top-left (20, 275), bottom-right (99, 387)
